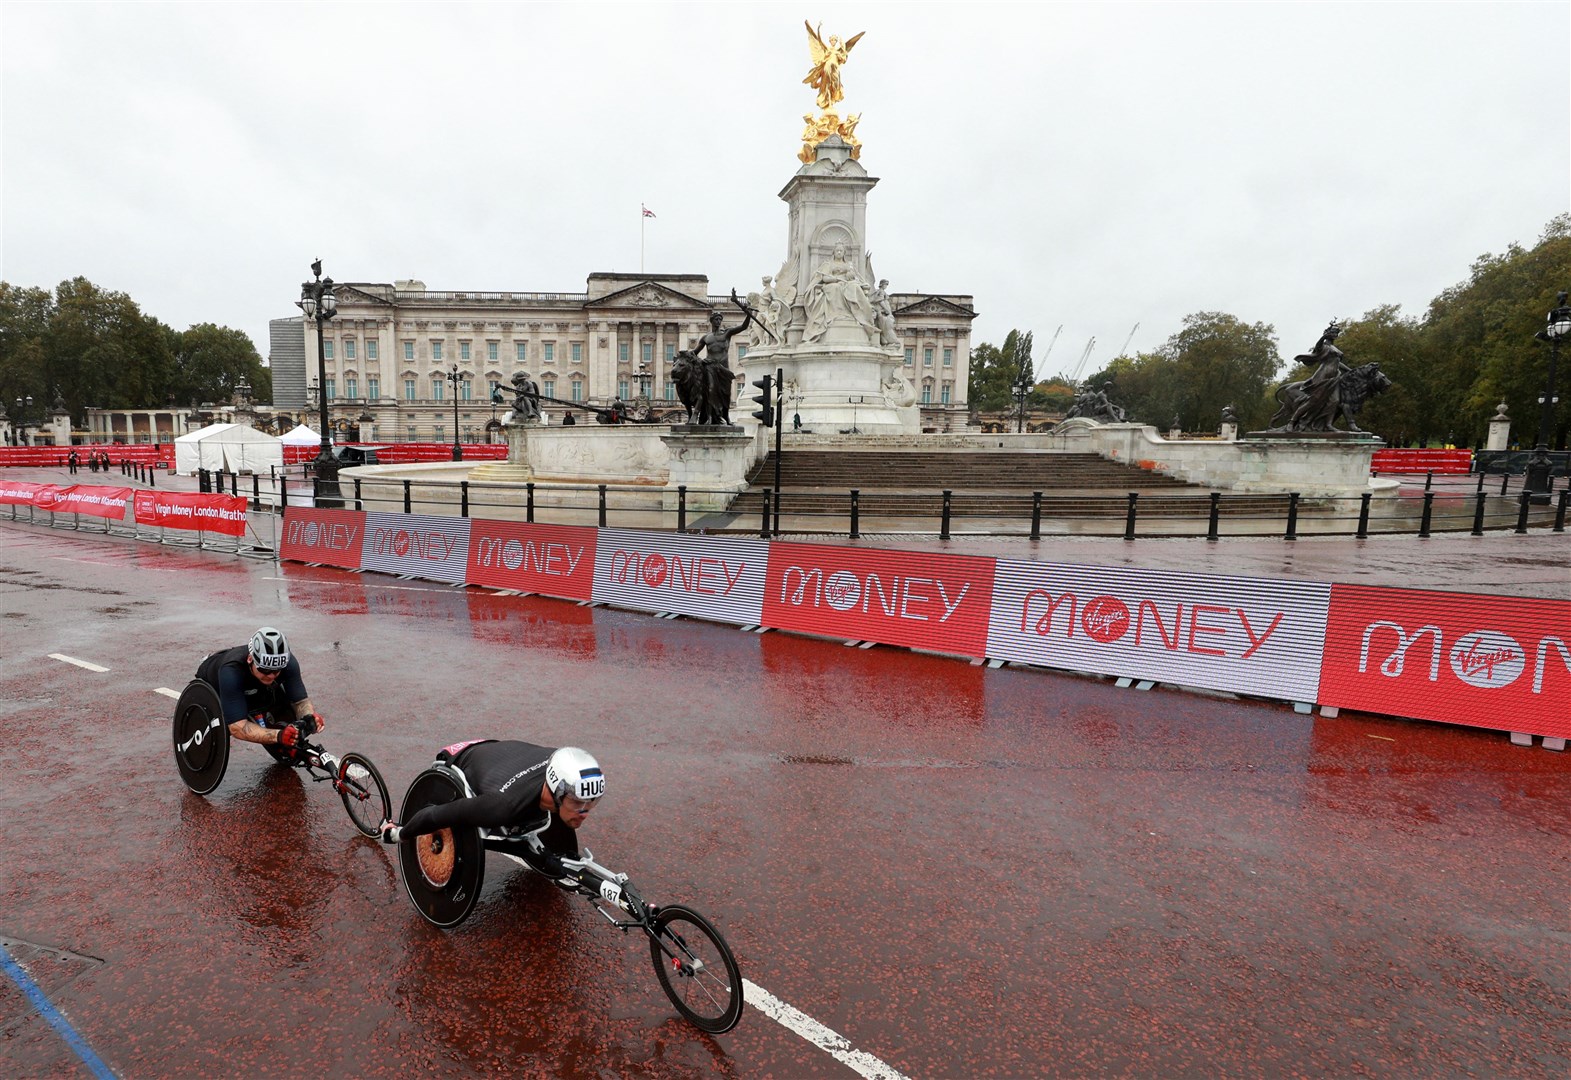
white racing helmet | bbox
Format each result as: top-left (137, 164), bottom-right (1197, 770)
top-left (546, 747), bottom-right (604, 807)
top-left (248, 626), bottom-right (291, 672)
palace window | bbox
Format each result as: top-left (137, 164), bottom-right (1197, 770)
top-left (618, 343), bottom-right (630, 363)
top-left (543, 380), bottom-right (556, 398)
top-left (941, 383), bottom-right (951, 404)
top-left (905, 347), bottom-right (914, 366)
top-left (924, 347), bottom-right (934, 366)
top-left (543, 343), bottom-right (555, 363)
top-left (618, 380), bottom-right (629, 399)
top-left (404, 379), bottom-right (416, 401)
top-left (433, 424), bottom-right (444, 442)
top-left (367, 377), bottom-right (379, 400)
top-left (344, 340), bottom-right (356, 360)
top-left (516, 341), bottom-right (527, 361)
top-left (461, 380), bottom-right (472, 402)
top-left (404, 341), bottom-right (415, 360)
top-left (487, 341), bottom-right (498, 361)
top-left (432, 379), bottom-right (444, 401)
top-left (367, 340), bottom-right (378, 360)
top-left (570, 380), bottom-right (583, 402)
top-left (407, 425), bottom-right (418, 441)
top-left (460, 342), bottom-right (470, 361)
top-left (571, 342), bottom-right (583, 363)
top-left (921, 382), bottom-right (932, 404)
top-left (432, 341), bottom-right (443, 361)
top-left (642, 343), bottom-right (653, 364)
top-left (325, 379), bottom-right (336, 400)
top-left (943, 348), bottom-right (953, 367)
top-left (324, 341), bottom-right (334, 360)
top-left (345, 378), bottom-right (358, 399)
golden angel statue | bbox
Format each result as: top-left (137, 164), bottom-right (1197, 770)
top-left (803, 21), bottom-right (865, 110)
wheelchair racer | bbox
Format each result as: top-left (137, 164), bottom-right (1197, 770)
top-left (194, 626), bottom-right (324, 761)
top-left (380, 742), bottom-right (603, 881)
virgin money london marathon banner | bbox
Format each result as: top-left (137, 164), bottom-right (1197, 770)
top-left (280, 508), bottom-right (367, 570)
top-left (761, 541), bottom-right (997, 657)
top-left (360, 512), bottom-right (473, 584)
top-left (0, 482), bottom-right (132, 520)
top-left (465, 519), bottom-right (597, 602)
top-left (591, 528), bottom-right (768, 624)
top-left (133, 490), bottom-right (248, 536)
top-left (1318, 584), bottom-right (1571, 739)
top-left (985, 560), bottom-right (1333, 702)
top-left (0, 480), bottom-right (47, 505)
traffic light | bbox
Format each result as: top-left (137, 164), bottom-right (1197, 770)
top-left (750, 374), bottom-right (774, 427)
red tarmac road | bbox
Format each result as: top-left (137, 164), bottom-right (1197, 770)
top-left (2, 517), bottom-right (1569, 1078)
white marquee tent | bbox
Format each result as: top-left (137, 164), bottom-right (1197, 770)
top-left (172, 423), bottom-right (284, 475)
top-left (279, 424), bottom-right (321, 446)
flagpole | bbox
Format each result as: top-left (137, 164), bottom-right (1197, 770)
top-left (641, 205), bottom-right (646, 275)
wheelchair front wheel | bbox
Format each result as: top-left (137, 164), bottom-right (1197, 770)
top-left (397, 768), bottom-right (484, 928)
top-left (649, 904), bottom-right (744, 1034)
top-left (172, 680), bottom-right (229, 796)
top-left (337, 752), bottom-right (390, 837)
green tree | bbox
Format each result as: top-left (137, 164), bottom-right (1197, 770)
top-left (1325, 305), bottom-right (1426, 444)
top-left (0, 282), bottom-right (54, 409)
top-left (45, 277), bottom-right (176, 419)
top-left (173, 323), bottom-right (270, 407)
top-left (968, 329), bottom-right (1035, 412)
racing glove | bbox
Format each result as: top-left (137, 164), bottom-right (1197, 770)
top-left (277, 723), bottom-right (308, 759)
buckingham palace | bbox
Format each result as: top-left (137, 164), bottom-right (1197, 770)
top-left (270, 272), bottom-right (977, 441)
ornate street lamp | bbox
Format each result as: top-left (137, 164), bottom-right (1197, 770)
top-left (297, 259), bottom-right (341, 506)
top-left (446, 365), bottom-right (469, 460)
top-left (1527, 290), bottom-right (1571, 503)
top-left (12, 395), bottom-right (34, 445)
top-left (1012, 373), bottom-right (1033, 433)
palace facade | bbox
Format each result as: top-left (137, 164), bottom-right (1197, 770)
top-left (272, 272), bottom-right (977, 441)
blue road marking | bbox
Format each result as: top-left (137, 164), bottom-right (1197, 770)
top-left (0, 943), bottom-right (115, 1080)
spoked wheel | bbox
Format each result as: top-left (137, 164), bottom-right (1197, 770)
top-left (172, 680), bottom-right (229, 796)
top-left (649, 904), bottom-right (744, 1034)
top-left (397, 768), bottom-right (484, 928)
top-left (337, 752), bottom-right (390, 837)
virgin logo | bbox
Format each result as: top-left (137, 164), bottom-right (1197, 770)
top-left (1081, 596), bottom-right (1130, 643)
top-left (823, 571), bottom-right (860, 612)
top-left (1447, 630), bottom-right (1526, 689)
top-left (641, 552), bottom-right (668, 588)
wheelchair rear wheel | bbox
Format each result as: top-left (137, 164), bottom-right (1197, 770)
top-left (397, 768), bottom-right (484, 928)
top-left (172, 680), bottom-right (230, 796)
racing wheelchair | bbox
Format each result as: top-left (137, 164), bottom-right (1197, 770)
top-left (395, 762), bottom-right (744, 1034)
top-left (171, 679), bottom-right (390, 837)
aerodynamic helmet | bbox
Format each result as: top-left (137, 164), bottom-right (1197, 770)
top-left (248, 626), bottom-right (291, 672)
top-left (545, 747), bottom-right (604, 807)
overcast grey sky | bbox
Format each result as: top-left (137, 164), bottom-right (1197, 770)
top-left (4, 1), bottom-right (1568, 382)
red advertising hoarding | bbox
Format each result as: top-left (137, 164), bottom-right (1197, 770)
top-left (465, 518), bottom-right (597, 601)
top-left (48, 485), bottom-right (133, 520)
top-left (761, 541), bottom-right (997, 658)
top-left (133, 491), bottom-right (249, 536)
top-left (279, 508), bottom-right (367, 569)
top-left (1318, 584), bottom-right (1571, 738)
top-left (0, 481), bottom-right (48, 505)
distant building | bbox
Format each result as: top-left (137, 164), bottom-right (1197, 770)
top-left (293, 273), bottom-right (976, 441)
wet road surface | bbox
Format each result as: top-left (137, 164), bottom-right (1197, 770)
top-left (2, 518), bottom-right (1569, 1078)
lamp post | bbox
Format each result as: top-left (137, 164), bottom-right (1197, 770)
top-left (1526, 290), bottom-right (1571, 503)
top-left (1012, 373), bottom-right (1032, 433)
top-left (297, 259), bottom-right (341, 506)
top-left (446, 365), bottom-right (468, 460)
top-left (12, 395), bottom-right (35, 445)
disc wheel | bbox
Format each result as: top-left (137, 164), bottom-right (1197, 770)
top-left (337, 752), bottom-right (390, 837)
top-left (397, 768), bottom-right (484, 928)
top-left (172, 680), bottom-right (229, 796)
top-left (649, 904), bottom-right (744, 1034)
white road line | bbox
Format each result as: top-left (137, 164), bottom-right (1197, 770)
top-left (49, 654), bottom-right (109, 673)
top-left (153, 687), bottom-right (180, 699)
top-left (262, 576), bottom-right (444, 593)
top-left (742, 979), bottom-right (910, 1080)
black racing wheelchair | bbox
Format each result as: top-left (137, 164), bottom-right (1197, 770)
top-left (395, 762), bottom-right (744, 1034)
top-left (171, 679), bottom-right (390, 837)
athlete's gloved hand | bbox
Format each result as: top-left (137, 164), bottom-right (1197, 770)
top-left (293, 714), bottom-right (319, 739)
top-left (277, 722), bottom-right (308, 759)
top-left (379, 820), bottom-right (402, 845)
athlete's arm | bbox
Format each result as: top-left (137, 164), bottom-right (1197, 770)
top-left (217, 664), bottom-right (280, 746)
top-left (400, 790), bottom-right (533, 837)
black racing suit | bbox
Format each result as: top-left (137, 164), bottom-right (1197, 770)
top-left (196, 645), bottom-right (308, 727)
top-left (401, 740), bottom-right (580, 871)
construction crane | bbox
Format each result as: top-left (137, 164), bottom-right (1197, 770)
top-left (1069, 336), bottom-right (1097, 385)
top-left (1037, 325), bottom-right (1063, 380)
top-left (1116, 322), bottom-right (1139, 359)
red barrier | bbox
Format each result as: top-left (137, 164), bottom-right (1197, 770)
top-left (1318, 585), bottom-right (1570, 738)
top-left (1370, 449), bottom-right (1472, 474)
top-left (46, 485), bottom-right (133, 519)
top-left (279, 507), bottom-right (366, 568)
top-left (0, 444), bottom-right (173, 468)
top-left (132, 490), bottom-right (248, 536)
top-left (281, 443), bottom-right (508, 466)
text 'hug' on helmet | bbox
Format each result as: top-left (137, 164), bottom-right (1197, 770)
top-left (546, 747), bottom-right (604, 804)
top-left (249, 626), bottom-right (290, 672)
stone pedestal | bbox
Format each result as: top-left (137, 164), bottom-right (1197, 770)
top-left (661, 427), bottom-right (755, 512)
top-left (1233, 432), bottom-right (1385, 496)
top-left (468, 418), bottom-right (540, 483)
top-left (1487, 404), bottom-right (1511, 451)
top-left (1219, 422), bottom-right (1238, 442)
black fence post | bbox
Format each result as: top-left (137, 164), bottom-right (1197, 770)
top-left (229, 471), bottom-right (237, 497)
top-left (1285, 492), bottom-right (1300, 540)
top-left (251, 473), bottom-right (260, 511)
top-left (1514, 490), bottom-right (1531, 534)
top-left (314, 474), bottom-right (322, 503)
top-left (850, 489), bottom-right (860, 539)
top-left (148, 467), bottom-right (156, 489)
top-left (1207, 491), bottom-right (1220, 542)
top-left (403, 479), bottom-right (412, 514)
top-left (197, 468), bottom-right (207, 493)
top-left (353, 477), bottom-right (362, 510)
top-left (1501, 472), bottom-right (1510, 496)
top-left (1475, 472), bottom-right (1485, 495)
top-left (677, 485), bottom-right (687, 533)
top-left (1471, 492), bottom-right (1487, 535)
top-left (1418, 491), bottom-right (1434, 538)
top-left (460, 480), bottom-right (469, 518)
top-left (1555, 489), bottom-right (1569, 533)
top-left (940, 490), bottom-right (952, 540)
top-left (1123, 492), bottom-right (1138, 541)
top-left (1424, 470), bottom-right (1433, 491)
top-left (1030, 491), bottom-right (1042, 540)
top-left (280, 474), bottom-right (289, 510)
top-left (526, 482), bottom-right (535, 523)
top-left (760, 486), bottom-right (771, 538)
top-left (1356, 492), bottom-right (1372, 539)
top-left (598, 484), bottom-right (607, 528)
